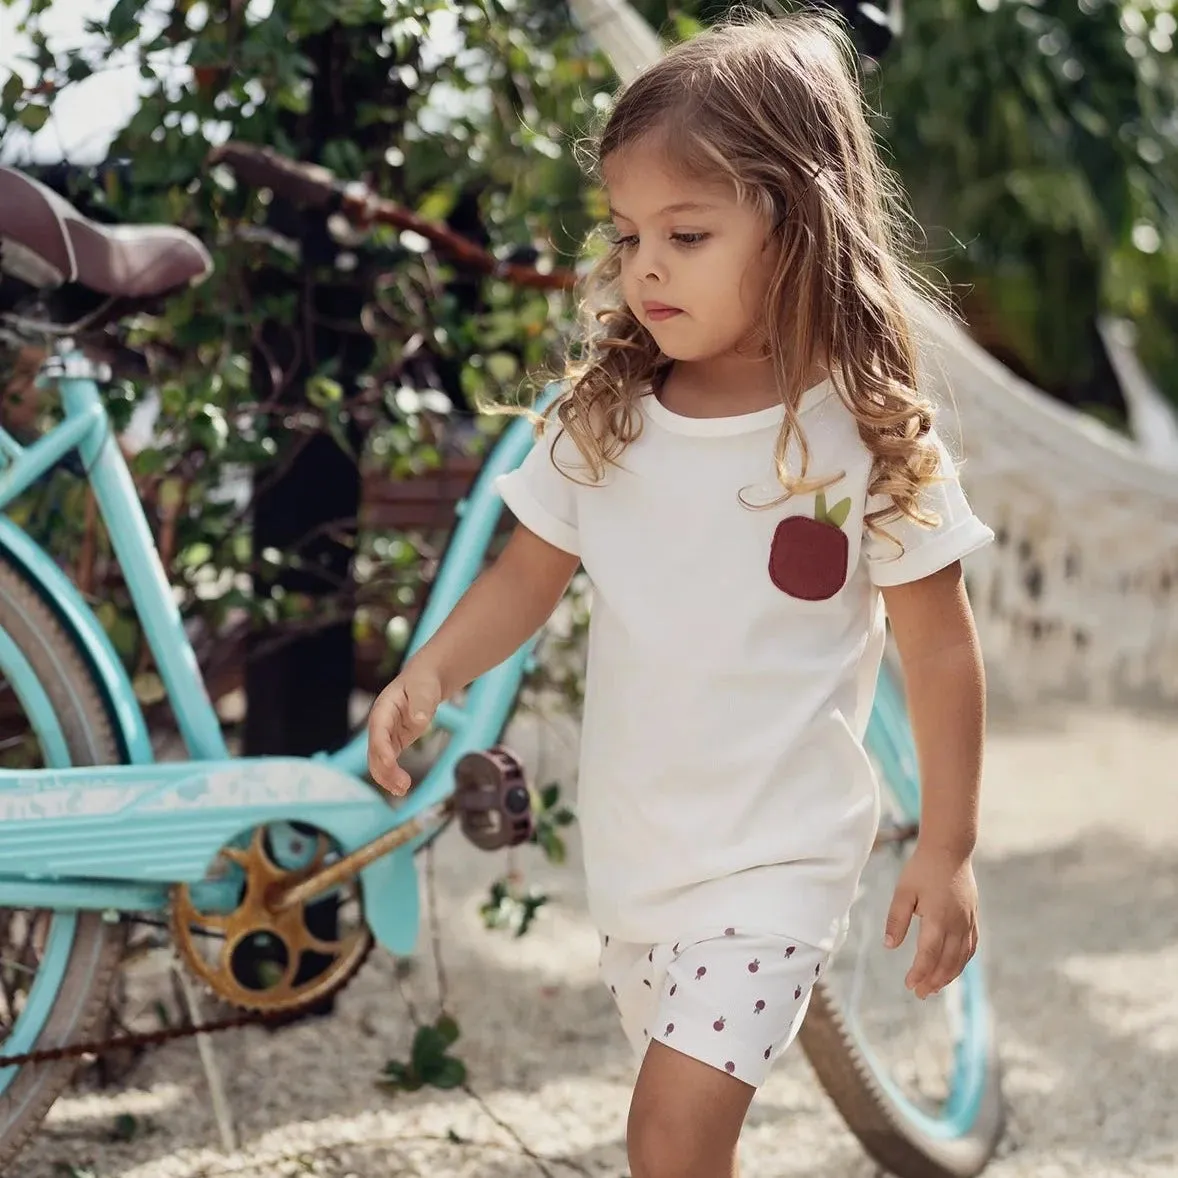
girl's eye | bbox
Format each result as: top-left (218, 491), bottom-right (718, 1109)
top-left (610, 232), bottom-right (709, 250)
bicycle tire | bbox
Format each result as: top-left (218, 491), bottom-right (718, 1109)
top-left (799, 982), bottom-right (1003, 1178)
top-left (799, 661), bottom-right (1004, 1178)
top-left (0, 553), bottom-right (127, 1172)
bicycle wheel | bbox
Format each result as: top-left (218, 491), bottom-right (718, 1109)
top-left (799, 659), bottom-right (1004, 1178)
top-left (0, 554), bottom-right (127, 1170)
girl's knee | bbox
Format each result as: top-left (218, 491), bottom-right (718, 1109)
top-left (628, 1098), bottom-right (721, 1178)
top-left (626, 1045), bottom-right (749, 1178)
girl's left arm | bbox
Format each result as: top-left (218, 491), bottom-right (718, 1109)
top-left (879, 559), bottom-right (985, 999)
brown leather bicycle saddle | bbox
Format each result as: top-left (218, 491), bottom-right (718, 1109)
top-left (0, 166), bottom-right (212, 299)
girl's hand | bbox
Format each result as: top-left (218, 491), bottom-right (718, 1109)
top-left (883, 845), bottom-right (979, 999)
top-left (367, 666), bottom-right (443, 797)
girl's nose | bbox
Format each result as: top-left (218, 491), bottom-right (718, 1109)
top-left (639, 248), bottom-right (666, 283)
top-left (631, 238), bottom-right (667, 283)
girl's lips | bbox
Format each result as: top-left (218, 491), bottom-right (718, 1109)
top-left (644, 305), bottom-right (683, 321)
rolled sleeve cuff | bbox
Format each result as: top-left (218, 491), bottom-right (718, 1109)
top-left (495, 470), bottom-right (580, 556)
top-left (868, 518), bottom-right (994, 587)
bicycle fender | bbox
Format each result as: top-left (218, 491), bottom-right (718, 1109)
top-left (359, 846), bottom-right (421, 956)
top-left (0, 517), bottom-right (153, 764)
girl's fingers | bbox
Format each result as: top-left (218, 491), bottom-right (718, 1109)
top-left (368, 685), bottom-right (410, 785)
top-left (381, 762), bottom-right (412, 798)
top-left (905, 920), bottom-right (945, 996)
top-left (883, 880), bottom-right (918, 949)
top-left (926, 933), bottom-right (965, 995)
top-left (368, 676), bottom-right (440, 795)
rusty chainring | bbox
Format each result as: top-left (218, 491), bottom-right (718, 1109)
top-left (0, 824), bottom-right (375, 1068)
top-left (170, 824), bottom-right (373, 1014)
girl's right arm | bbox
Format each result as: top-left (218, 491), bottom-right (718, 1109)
top-left (366, 522), bottom-right (580, 795)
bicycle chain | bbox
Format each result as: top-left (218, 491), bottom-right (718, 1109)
top-left (0, 990), bottom-right (307, 1069)
top-left (0, 912), bottom-right (351, 1069)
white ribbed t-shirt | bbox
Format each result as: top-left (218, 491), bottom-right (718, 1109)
top-left (495, 381), bottom-right (993, 950)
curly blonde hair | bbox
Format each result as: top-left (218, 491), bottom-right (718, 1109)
top-left (541, 8), bottom-right (945, 538)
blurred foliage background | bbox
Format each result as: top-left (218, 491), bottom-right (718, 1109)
top-left (0, 0), bottom-right (1174, 746)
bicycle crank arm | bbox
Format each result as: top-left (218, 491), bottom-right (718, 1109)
top-left (270, 801), bottom-right (451, 912)
top-left (270, 747), bottom-right (536, 911)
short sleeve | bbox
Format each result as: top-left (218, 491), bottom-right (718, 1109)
top-left (495, 418), bottom-right (581, 556)
top-left (863, 430), bottom-right (993, 587)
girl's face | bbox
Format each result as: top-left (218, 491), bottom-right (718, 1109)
top-left (603, 138), bottom-right (778, 366)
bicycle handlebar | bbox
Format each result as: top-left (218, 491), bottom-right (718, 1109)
top-left (207, 143), bottom-right (578, 292)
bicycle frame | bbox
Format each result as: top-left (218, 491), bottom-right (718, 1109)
top-left (0, 347), bottom-right (229, 761)
top-left (0, 345), bottom-right (545, 774)
top-left (0, 341), bottom-right (551, 951)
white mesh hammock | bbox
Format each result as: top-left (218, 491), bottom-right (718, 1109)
top-left (568, 0), bottom-right (1178, 704)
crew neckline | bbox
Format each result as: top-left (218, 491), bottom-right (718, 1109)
top-left (643, 378), bottom-right (834, 436)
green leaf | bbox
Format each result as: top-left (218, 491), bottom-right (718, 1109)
top-left (16, 104), bottom-right (49, 132)
top-left (486, 351), bottom-right (519, 383)
top-left (538, 827), bottom-right (565, 865)
top-left (417, 186), bottom-right (457, 221)
top-left (410, 1024), bottom-right (449, 1073)
top-left (515, 891), bottom-right (549, 937)
top-left (540, 782), bottom-right (560, 810)
top-left (111, 1112), bottom-right (140, 1142)
top-left (68, 56), bottom-right (94, 84)
top-left (429, 1056), bottom-right (467, 1090)
top-left (307, 375), bottom-right (344, 406)
top-left (157, 477), bottom-right (186, 512)
top-left (1, 73), bottom-right (23, 111)
top-left (133, 671), bottom-right (166, 705)
top-left (826, 497), bottom-right (852, 529)
top-left (435, 1013), bottom-right (460, 1048)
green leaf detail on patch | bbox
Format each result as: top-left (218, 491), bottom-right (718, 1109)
top-left (826, 498), bottom-right (852, 529)
top-left (813, 492), bottom-right (851, 530)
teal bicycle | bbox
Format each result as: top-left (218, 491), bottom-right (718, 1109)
top-left (0, 153), bottom-right (1002, 1177)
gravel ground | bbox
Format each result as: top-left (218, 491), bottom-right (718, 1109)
top-left (12, 700), bottom-right (1178, 1178)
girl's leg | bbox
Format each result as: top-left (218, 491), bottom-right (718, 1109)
top-left (623, 929), bottom-right (829, 1177)
top-left (627, 1039), bottom-right (754, 1178)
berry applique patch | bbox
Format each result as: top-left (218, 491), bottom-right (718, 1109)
top-left (769, 490), bottom-right (853, 601)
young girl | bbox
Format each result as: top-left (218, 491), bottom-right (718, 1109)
top-left (369, 12), bottom-right (992, 1177)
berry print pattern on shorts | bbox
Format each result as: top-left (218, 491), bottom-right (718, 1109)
top-left (598, 927), bottom-right (829, 1087)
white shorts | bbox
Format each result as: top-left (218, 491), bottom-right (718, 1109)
top-left (599, 926), bottom-right (829, 1088)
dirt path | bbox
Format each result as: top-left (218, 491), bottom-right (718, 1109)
top-left (13, 702), bottom-right (1178, 1178)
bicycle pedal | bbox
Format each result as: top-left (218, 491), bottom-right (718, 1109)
top-left (453, 746), bottom-right (534, 851)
